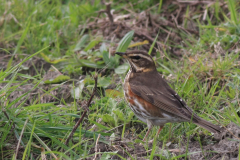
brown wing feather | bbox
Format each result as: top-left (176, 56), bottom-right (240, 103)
top-left (130, 84), bottom-right (198, 122)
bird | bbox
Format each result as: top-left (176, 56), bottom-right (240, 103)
top-left (115, 50), bottom-right (221, 141)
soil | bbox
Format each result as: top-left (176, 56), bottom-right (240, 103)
top-left (87, 122), bottom-right (239, 160)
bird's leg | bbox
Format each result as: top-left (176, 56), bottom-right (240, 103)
top-left (143, 119), bottom-right (153, 141)
top-left (155, 126), bottom-right (164, 139)
top-left (142, 128), bottom-right (152, 141)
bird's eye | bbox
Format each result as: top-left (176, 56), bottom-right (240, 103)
top-left (131, 56), bottom-right (141, 60)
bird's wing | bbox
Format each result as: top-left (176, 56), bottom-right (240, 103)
top-left (129, 73), bottom-right (200, 122)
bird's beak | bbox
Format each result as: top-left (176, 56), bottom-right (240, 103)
top-left (115, 52), bottom-right (127, 58)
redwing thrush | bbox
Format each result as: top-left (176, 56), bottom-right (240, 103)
top-left (116, 50), bottom-right (221, 141)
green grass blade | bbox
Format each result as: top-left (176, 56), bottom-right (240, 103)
top-left (148, 32), bottom-right (159, 55)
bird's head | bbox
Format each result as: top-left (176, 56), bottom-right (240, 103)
top-left (116, 51), bottom-right (156, 73)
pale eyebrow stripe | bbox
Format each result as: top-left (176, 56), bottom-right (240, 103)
top-left (129, 54), bottom-right (152, 62)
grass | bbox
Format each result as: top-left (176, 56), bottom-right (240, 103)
top-left (0, 0), bottom-right (240, 159)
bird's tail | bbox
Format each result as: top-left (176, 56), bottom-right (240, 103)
top-left (195, 118), bottom-right (221, 133)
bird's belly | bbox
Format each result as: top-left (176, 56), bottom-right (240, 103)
top-left (130, 104), bottom-right (186, 126)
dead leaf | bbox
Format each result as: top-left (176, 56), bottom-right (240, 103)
top-left (105, 89), bottom-right (123, 98)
